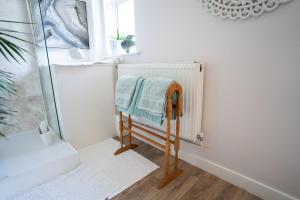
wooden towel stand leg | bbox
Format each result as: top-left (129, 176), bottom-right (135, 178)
top-left (114, 113), bottom-right (138, 155)
top-left (157, 93), bottom-right (183, 189)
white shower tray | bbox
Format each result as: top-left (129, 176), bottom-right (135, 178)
top-left (0, 132), bottom-right (80, 200)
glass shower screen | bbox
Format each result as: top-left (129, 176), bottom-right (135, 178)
top-left (27, 0), bottom-right (61, 138)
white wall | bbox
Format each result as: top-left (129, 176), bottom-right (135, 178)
top-left (123, 0), bottom-right (300, 199)
top-left (52, 64), bottom-right (116, 149)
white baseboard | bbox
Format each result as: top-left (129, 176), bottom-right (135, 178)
top-left (179, 150), bottom-right (299, 200)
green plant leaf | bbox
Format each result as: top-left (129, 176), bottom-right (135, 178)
top-left (0, 39), bottom-right (19, 63)
top-left (0, 44), bottom-right (9, 60)
top-left (0, 70), bottom-right (16, 138)
top-left (1, 35), bottom-right (32, 56)
top-left (4, 41), bottom-right (26, 62)
top-left (0, 70), bottom-right (17, 96)
top-left (0, 32), bottom-right (34, 45)
top-left (0, 19), bottom-right (34, 138)
top-left (0, 36), bottom-right (26, 62)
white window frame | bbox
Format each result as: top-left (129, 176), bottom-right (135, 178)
top-left (102, 0), bottom-right (137, 55)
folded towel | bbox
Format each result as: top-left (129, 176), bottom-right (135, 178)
top-left (137, 77), bottom-right (173, 115)
top-left (127, 78), bottom-right (145, 114)
top-left (117, 77), bottom-right (145, 114)
top-left (115, 75), bottom-right (141, 110)
top-left (132, 80), bottom-right (165, 125)
top-left (132, 78), bottom-right (180, 125)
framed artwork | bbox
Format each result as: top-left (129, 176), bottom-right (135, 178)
top-left (37, 0), bottom-right (89, 49)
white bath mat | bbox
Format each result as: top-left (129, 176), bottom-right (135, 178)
top-left (9, 138), bottom-right (159, 200)
top-left (79, 138), bottom-right (159, 198)
top-left (10, 166), bottom-right (116, 200)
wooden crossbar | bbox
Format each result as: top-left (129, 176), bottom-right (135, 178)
top-left (124, 126), bottom-right (165, 149)
top-left (131, 123), bottom-right (175, 145)
top-left (114, 81), bottom-right (183, 189)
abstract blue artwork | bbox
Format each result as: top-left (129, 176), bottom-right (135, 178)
top-left (37, 0), bottom-right (89, 49)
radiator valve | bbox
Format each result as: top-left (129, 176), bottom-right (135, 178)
top-left (196, 132), bottom-right (204, 146)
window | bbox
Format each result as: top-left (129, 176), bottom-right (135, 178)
top-left (103, 0), bottom-right (136, 55)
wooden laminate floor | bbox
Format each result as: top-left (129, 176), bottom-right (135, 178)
top-left (112, 136), bottom-right (261, 200)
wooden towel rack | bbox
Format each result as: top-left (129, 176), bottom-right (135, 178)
top-left (114, 81), bottom-right (183, 189)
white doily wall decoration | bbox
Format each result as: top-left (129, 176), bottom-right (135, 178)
top-left (200, 0), bottom-right (291, 20)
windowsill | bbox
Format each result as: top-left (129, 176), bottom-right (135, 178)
top-left (50, 61), bottom-right (115, 67)
top-left (105, 51), bottom-right (141, 58)
top-left (120, 51), bottom-right (141, 56)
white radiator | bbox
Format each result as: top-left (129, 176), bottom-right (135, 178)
top-left (118, 62), bottom-right (204, 145)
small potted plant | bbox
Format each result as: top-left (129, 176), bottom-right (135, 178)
top-left (110, 28), bottom-right (126, 55)
top-left (110, 28), bottom-right (136, 55)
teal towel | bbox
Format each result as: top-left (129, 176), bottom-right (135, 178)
top-left (137, 77), bottom-right (173, 115)
top-left (115, 75), bottom-right (141, 110)
top-left (132, 78), bottom-right (180, 125)
top-left (117, 77), bottom-right (145, 113)
top-left (132, 80), bottom-right (165, 125)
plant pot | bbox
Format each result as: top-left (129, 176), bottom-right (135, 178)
top-left (110, 39), bottom-right (125, 55)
